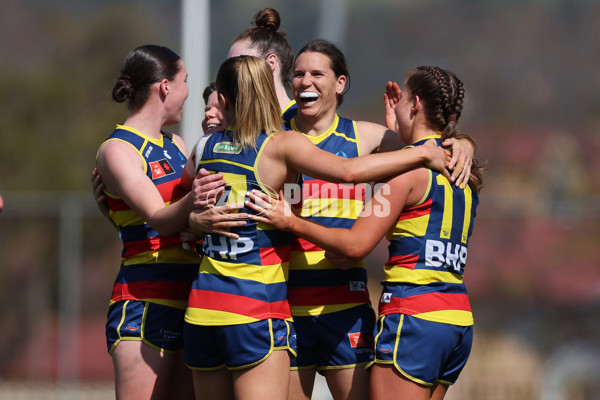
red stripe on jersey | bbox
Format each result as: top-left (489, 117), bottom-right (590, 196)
top-left (187, 289), bottom-right (291, 319)
top-left (291, 237), bottom-right (321, 253)
top-left (398, 198), bottom-right (432, 221)
top-left (379, 292), bottom-right (471, 316)
top-left (123, 236), bottom-right (182, 258)
top-left (260, 245), bottom-right (291, 265)
top-left (111, 280), bottom-right (192, 302)
top-left (385, 254), bottom-right (419, 269)
top-left (155, 178), bottom-right (186, 202)
top-left (288, 285), bottom-right (370, 307)
top-left (301, 180), bottom-right (365, 201)
top-left (105, 196), bottom-right (130, 211)
top-left (104, 179), bottom-right (185, 211)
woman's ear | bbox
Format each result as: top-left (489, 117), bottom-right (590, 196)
top-left (336, 75), bottom-right (347, 94)
top-left (412, 95), bottom-right (422, 113)
top-left (218, 93), bottom-right (232, 115)
top-left (159, 79), bottom-right (169, 97)
top-left (265, 53), bottom-right (278, 73)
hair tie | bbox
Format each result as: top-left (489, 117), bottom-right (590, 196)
top-left (448, 114), bottom-right (457, 122)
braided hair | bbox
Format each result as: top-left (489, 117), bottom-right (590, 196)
top-left (405, 66), bottom-right (483, 191)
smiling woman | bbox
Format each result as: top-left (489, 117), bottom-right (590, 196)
top-left (276, 39), bottom-right (476, 400)
top-left (247, 65), bottom-right (484, 400)
top-left (95, 44), bottom-right (200, 400)
top-left (181, 55), bottom-right (452, 400)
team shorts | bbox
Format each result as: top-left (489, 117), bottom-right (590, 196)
top-left (106, 300), bottom-right (186, 354)
top-left (368, 313), bottom-right (473, 386)
top-left (184, 318), bottom-right (297, 370)
top-left (292, 303), bottom-right (375, 371)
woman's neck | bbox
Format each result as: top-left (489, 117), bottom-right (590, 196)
top-left (123, 111), bottom-right (164, 140)
top-left (293, 110), bottom-right (337, 137)
top-left (408, 124), bottom-right (441, 145)
top-left (275, 86), bottom-right (292, 112)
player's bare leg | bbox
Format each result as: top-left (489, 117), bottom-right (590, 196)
top-left (288, 369), bottom-right (316, 400)
top-left (325, 367), bottom-right (369, 400)
top-left (233, 349), bottom-right (290, 400)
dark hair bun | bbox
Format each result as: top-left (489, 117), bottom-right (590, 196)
top-left (252, 8), bottom-right (280, 31)
top-left (112, 75), bottom-right (134, 103)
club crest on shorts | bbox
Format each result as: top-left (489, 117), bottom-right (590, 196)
top-left (381, 292), bottom-right (392, 303)
top-left (378, 344), bottom-right (393, 354)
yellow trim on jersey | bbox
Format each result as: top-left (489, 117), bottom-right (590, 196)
top-left (109, 209), bottom-right (142, 226)
top-left (413, 310), bottom-right (474, 326)
top-left (416, 169), bottom-right (433, 206)
top-left (461, 184), bottom-right (473, 244)
top-left (185, 308), bottom-right (262, 326)
top-left (290, 114), bottom-right (359, 146)
top-left (123, 246), bottom-right (201, 265)
top-left (197, 158), bottom-right (254, 171)
top-left (201, 258), bottom-right (289, 284)
top-left (387, 213), bottom-right (430, 239)
top-left (108, 197), bottom-right (177, 226)
top-left (352, 120), bottom-right (362, 156)
top-left (254, 133), bottom-right (279, 198)
top-left (186, 308), bottom-right (294, 327)
top-left (281, 100), bottom-right (296, 116)
top-left (108, 298), bottom-right (188, 310)
top-left (412, 134), bottom-right (441, 144)
top-left (291, 303), bottom-right (364, 316)
top-left (299, 198), bottom-right (364, 219)
top-left (290, 249), bottom-right (365, 270)
top-left (257, 221), bottom-right (278, 231)
top-left (116, 124), bottom-right (166, 147)
top-left (383, 266), bottom-right (463, 285)
top-left (436, 174), bottom-right (453, 239)
top-left (96, 124), bottom-right (172, 183)
top-left (143, 298), bottom-right (188, 310)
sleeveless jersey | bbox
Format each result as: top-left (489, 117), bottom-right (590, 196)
top-left (281, 100), bottom-right (298, 126)
top-left (98, 125), bottom-right (201, 310)
top-left (285, 114), bottom-right (370, 316)
top-left (379, 135), bottom-right (479, 326)
top-left (185, 129), bottom-right (294, 326)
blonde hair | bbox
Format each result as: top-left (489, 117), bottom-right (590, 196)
top-left (216, 56), bottom-right (282, 149)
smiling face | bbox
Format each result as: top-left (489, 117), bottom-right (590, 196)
top-left (202, 91), bottom-right (226, 134)
top-left (292, 51), bottom-right (346, 121)
top-left (164, 59), bottom-right (189, 125)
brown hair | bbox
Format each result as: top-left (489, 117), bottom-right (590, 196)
top-left (112, 45), bottom-right (181, 112)
top-left (296, 39), bottom-right (350, 108)
top-left (405, 66), bottom-right (484, 192)
top-left (232, 8), bottom-right (294, 90)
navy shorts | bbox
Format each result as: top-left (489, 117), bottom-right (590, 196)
top-left (106, 300), bottom-right (186, 354)
top-left (184, 318), bottom-right (297, 370)
top-left (368, 313), bottom-right (473, 386)
top-left (292, 304), bottom-right (375, 371)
